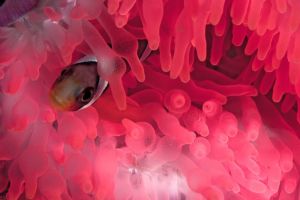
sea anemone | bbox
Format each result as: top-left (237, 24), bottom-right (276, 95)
top-left (1, 0), bottom-right (300, 199)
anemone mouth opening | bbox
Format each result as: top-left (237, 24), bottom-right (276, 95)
top-left (199, 25), bottom-right (251, 79)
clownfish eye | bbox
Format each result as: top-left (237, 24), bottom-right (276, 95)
top-left (80, 87), bottom-right (95, 103)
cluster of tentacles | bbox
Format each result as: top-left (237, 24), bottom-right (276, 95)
top-left (1, 0), bottom-right (300, 199)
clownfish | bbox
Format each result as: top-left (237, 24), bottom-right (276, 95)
top-left (49, 40), bottom-right (151, 112)
top-left (49, 56), bottom-right (108, 111)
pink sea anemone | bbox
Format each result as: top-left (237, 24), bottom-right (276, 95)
top-left (1, 0), bottom-right (300, 199)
